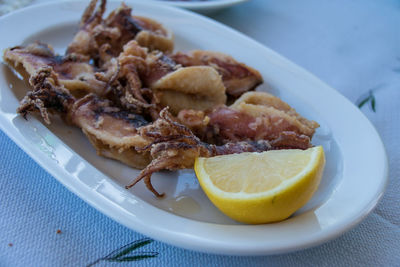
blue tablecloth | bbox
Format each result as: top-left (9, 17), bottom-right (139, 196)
top-left (1, 0), bottom-right (399, 266)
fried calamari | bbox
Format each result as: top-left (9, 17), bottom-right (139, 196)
top-left (3, 0), bottom-right (319, 197)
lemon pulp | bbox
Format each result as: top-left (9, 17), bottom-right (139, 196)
top-left (194, 146), bottom-right (325, 224)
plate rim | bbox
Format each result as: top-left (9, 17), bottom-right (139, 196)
top-left (149, 0), bottom-right (249, 10)
top-left (0, 0), bottom-right (389, 255)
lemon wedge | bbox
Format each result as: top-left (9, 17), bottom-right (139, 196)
top-left (194, 146), bottom-right (325, 224)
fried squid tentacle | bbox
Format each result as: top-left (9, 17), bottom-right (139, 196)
top-left (66, 0), bottom-right (107, 60)
top-left (102, 41), bottom-right (160, 120)
top-left (67, 0), bottom-right (173, 62)
top-left (17, 68), bottom-right (75, 124)
top-left (127, 108), bottom-right (274, 196)
top-left (178, 91), bottom-right (319, 148)
top-left (3, 42), bottom-right (108, 97)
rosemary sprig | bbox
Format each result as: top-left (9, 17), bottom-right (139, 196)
top-left (357, 90), bottom-right (376, 112)
top-left (86, 238), bottom-right (158, 267)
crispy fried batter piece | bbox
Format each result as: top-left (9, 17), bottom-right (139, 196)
top-left (66, 0), bottom-right (173, 64)
top-left (117, 41), bottom-right (227, 115)
top-left (230, 91), bottom-right (319, 139)
top-left (3, 42), bottom-right (107, 97)
top-left (70, 94), bottom-right (152, 169)
top-left (178, 91), bottom-right (319, 149)
top-left (150, 64), bottom-right (227, 114)
top-left (171, 50), bottom-right (263, 99)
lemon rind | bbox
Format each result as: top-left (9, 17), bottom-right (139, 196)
top-left (195, 146), bottom-right (324, 200)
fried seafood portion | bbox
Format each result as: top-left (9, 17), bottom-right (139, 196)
top-left (16, 68), bottom-right (76, 124)
top-left (150, 64), bottom-right (227, 115)
top-left (117, 41), bottom-right (227, 115)
top-left (230, 91), bottom-right (319, 138)
top-left (129, 108), bottom-right (275, 196)
top-left (171, 50), bottom-right (263, 99)
top-left (3, 0), bottom-right (321, 197)
top-left (3, 42), bottom-right (107, 97)
top-left (6, 58), bottom-right (259, 196)
top-left (11, 68), bottom-right (272, 197)
top-left (71, 94), bottom-right (152, 169)
top-left (4, 53), bottom-right (153, 169)
top-left (66, 0), bottom-right (173, 64)
top-left (100, 41), bottom-right (160, 120)
top-left (178, 91), bottom-right (319, 149)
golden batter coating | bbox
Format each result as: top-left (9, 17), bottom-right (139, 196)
top-left (171, 50), bottom-right (263, 98)
top-left (151, 66), bottom-right (227, 114)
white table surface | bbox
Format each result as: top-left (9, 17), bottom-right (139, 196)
top-left (0, 0), bottom-right (399, 266)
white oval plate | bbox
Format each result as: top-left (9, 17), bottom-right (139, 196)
top-left (148, 0), bottom-right (248, 12)
top-left (0, 0), bottom-right (388, 255)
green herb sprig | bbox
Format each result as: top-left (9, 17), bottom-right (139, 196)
top-left (86, 238), bottom-right (158, 266)
top-left (357, 90), bottom-right (376, 112)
